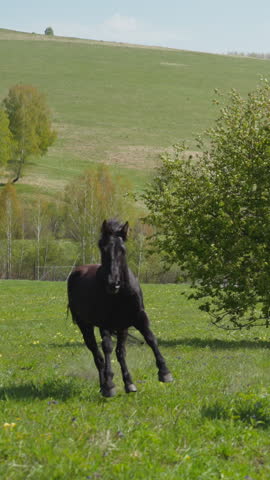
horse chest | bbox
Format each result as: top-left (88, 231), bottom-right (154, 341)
top-left (93, 292), bottom-right (141, 329)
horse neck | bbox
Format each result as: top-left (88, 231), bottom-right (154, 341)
top-left (120, 257), bottom-right (131, 288)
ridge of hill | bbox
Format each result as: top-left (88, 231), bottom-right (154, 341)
top-left (0, 27), bottom-right (214, 52)
top-left (1, 28), bottom-right (270, 200)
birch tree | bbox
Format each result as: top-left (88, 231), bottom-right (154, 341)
top-left (0, 184), bottom-right (21, 278)
top-left (65, 165), bottom-right (132, 264)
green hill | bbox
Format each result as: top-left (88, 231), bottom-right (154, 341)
top-left (1, 28), bottom-right (270, 197)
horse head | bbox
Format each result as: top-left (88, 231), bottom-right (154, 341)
top-left (99, 219), bottom-right (129, 294)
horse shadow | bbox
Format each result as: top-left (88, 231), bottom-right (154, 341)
top-left (0, 378), bottom-right (97, 402)
top-left (49, 336), bottom-right (270, 351)
top-left (158, 337), bottom-right (270, 350)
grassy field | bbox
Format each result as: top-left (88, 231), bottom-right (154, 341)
top-left (1, 29), bottom-right (270, 197)
top-left (1, 280), bottom-right (270, 479)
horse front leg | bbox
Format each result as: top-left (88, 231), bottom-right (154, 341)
top-left (100, 328), bottom-right (116, 397)
top-left (77, 323), bottom-right (106, 393)
top-left (116, 329), bottom-right (137, 394)
top-left (135, 310), bottom-right (173, 383)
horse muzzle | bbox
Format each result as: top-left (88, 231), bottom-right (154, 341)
top-left (106, 282), bottom-right (121, 295)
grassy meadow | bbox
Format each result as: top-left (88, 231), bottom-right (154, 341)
top-left (1, 29), bottom-right (270, 198)
top-left (1, 280), bottom-right (270, 479)
top-left (1, 31), bottom-right (270, 479)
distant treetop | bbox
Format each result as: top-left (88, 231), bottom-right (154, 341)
top-left (44, 27), bottom-right (54, 36)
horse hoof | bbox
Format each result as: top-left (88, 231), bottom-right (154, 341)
top-left (101, 387), bottom-right (116, 398)
top-left (159, 372), bottom-right (174, 383)
top-left (125, 383), bottom-right (137, 393)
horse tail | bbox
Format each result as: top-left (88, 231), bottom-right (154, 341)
top-left (66, 302), bottom-right (78, 324)
top-left (66, 270), bottom-right (78, 324)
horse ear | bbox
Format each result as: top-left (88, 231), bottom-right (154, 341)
top-left (120, 221), bottom-right (129, 241)
top-left (101, 220), bottom-right (108, 235)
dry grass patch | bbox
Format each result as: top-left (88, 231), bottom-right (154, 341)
top-left (106, 145), bottom-right (163, 169)
top-left (21, 174), bottom-right (67, 192)
top-left (53, 123), bottom-right (166, 169)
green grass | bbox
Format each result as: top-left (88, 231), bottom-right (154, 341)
top-left (1, 280), bottom-right (270, 479)
top-left (1, 29), bottom-right (270, 197)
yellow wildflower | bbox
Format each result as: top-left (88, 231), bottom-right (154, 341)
top-left (3, 423), bottom-right (16, 428)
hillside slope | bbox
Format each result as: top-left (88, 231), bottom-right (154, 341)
top-left (1, 28), bottom-right (270, 197)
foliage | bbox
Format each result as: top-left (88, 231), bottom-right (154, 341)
top-left (44, 26), bottom-right (54, 36)
top-left (0, 191), bottom-right (71, 279)
top-left (0, 108), bottom-right (14, 168)
top-left (2, 84), bottom-right (56, 181)
top-left (64, 165), bottom-right (133, 264)
top-left (1, 281), bottom-right (270, 479)
top-left (144, 80), bottom-right (270, 329)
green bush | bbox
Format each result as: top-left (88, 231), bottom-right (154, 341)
top-left (144, 80), bottom-right (270, 328)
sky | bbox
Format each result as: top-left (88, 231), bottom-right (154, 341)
top-left (2, 1), bottom-right (270, 54)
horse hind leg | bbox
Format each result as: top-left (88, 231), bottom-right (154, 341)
top-left (116, 330), bottom-right (137, 394)
top-left (135, 310), bottom-right (173, 383)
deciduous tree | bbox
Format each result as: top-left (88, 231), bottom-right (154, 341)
top-left (0, 108), bottom-right (13, 168)
top-left (65, 165), bottom-right (132, 264)
top-left (44, 27), bottom-right (54, 36)
top-left (0, 183), bottom-right (22, 277)
top-left (3, 84), bottom-right (56, 182)
top-left (144, 80), bottom-right (270, 329)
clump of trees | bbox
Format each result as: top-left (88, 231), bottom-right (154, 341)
top-left (64, 165), bottom-right (134, 265)
top-left (144, 80), bottom-right (270, 329)
top-left (0, 163), bottom-right (171, 282)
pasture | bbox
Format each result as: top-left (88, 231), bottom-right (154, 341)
top-left (1, 29), bottom-right (270, 198)
top-left (1, 280), bottom-right (270, 479)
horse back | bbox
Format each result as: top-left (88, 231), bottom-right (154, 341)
top-left (71, 264), bottom-right (100, 278)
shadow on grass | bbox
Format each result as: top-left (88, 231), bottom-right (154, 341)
top-left (49, 337), bottom-right (270, 351)
top-left (0, 378), bottom-right (91, 401)
top-left (158, 337), bottom-right (270, 350)
top-left (201, 394), bottom-right (270, 429)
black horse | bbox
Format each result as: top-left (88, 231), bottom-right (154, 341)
top-left (67, 219), bottom-right (173, 397)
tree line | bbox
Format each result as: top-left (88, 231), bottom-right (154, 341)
top-left (227, 52), bottom-right (270, 60)
top-left (0, 167), bottom-right (180, 282)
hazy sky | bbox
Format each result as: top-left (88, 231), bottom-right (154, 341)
top-left (2, 0), bottom-right (270, 54)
